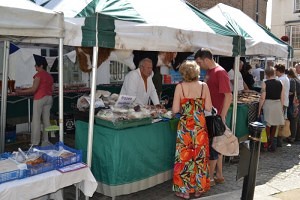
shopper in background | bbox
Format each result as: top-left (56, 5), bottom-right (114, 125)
top-left (286, 68), bottom-right (300, 143)
top-left (227, 60), bottom-right (249, 93)
top-left (258, 67), bottom-right (284, 152)
top-left (172, 60), bottom-right (212, 199)
top-left (16, 54), bottom-right (53, 146)
top-left (274, 64), bottom-right (290, 147)
top-left (241, 63), bottom-right (255, 90)
top-left (195, 48), bottom-right (232, 187)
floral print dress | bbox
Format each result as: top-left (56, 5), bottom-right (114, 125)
top-left (172, 97), bottom-right (210, 194)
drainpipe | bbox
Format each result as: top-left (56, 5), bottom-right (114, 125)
top-left (256, 0), bottom-right (259, 22)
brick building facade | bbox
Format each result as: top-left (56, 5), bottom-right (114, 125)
top-left (187, 0), bottom-right (268, 26)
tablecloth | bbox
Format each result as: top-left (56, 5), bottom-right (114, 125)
top-left (75, 120), bottom-right (177, 197)
top-left (0, 167), bottom-right (97, 200)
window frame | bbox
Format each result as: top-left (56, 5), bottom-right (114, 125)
top-left (295, 0), bottom-right (300, 13)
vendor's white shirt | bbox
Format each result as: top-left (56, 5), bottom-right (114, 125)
top-left (120, 68), bottom-right (159, 105)
top-left (277, 74), bottom-right (290, 107)
top-left (252, 68), bottom-right (264, 81)
top-left (228, 69), bottom-right (244, 91)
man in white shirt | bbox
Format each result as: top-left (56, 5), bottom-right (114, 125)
top-left (227, 60), bottom-right (249, 92)
top-left (120, 58), bottom-right (160, 105)
top-left (252, 64), bottom-right (264, 81)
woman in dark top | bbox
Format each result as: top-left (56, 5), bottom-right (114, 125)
top-left (241, 63), bottom-right (255, 90)
top-left (258, 67), bottom-right (284, 151)
top-left (286, 68), bottom-right (300, 143)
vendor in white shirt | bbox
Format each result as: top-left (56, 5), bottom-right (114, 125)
top-left (227, 60), bottom-right (249, 92)
top-left (120, 58), bottom-right (160, 105)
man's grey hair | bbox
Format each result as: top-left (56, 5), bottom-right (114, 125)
top-left (138, 58), bottom-right (152, 68)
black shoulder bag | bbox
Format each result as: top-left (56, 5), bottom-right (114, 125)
top-left (205, 107), bottom-right (226, 139)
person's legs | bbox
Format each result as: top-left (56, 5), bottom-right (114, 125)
top-left (209, 146), bottom-right (218, 186)
top-left (269, 126), bottom-right (277, 151)
top-left (41, 96), bottom-right (53, 143)
top-left (289, 116), bottom-right (297, 141)
top-left (31, 99), bottom-right (43, 145)
top-left (216, 154), bottom-right (224, 179)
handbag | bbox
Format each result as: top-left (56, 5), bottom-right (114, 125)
top-left (205, 107), bottom-right (226, 139)
top-left (278, 119), bottom-right (291, 138)
top-left (260, 128), bottom-right (268, 143)
top-left (212, 126), bottom-right (239, 156)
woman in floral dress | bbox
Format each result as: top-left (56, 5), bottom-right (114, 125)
top-left (172, 61), bottom-right (213, 199)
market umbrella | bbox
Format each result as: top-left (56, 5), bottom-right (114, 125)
top-left (204, 3), bottom-right (292, 58)
top-left (35, 0), bottom-right (240, 56)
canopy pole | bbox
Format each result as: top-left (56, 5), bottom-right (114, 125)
top-left (86, 12), bottom-right (99, 200)
top-left (58, 38), bottom-right (64, 142)
top-left (0, 41), bottom-right (10, 153)
top-left (232, 56), bottom-right (240, 136)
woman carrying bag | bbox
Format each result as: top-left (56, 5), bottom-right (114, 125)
top-left (286, 68), bottom-right (300, 143)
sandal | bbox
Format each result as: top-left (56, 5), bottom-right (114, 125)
top-left (175, 192), bottom-right (190, 200)
top-left (210, 179), bottom-right (216, 187)
top-left (214, 176), bottom-right (225, 184)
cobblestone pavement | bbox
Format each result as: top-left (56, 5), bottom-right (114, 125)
top-left (63, 141), bottom-right (300, 200)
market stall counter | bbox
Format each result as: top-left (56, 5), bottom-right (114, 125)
top-left (75, 119), bottom-right (178, 198)
top-left (0, 166), bottom-right (97, 200)
top-left (226, 92), bottom-right (260, 140)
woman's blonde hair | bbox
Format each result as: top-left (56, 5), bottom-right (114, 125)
top-left (179, 60), bottom-right (200, 82)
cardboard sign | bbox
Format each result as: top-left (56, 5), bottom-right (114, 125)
top-left (114, 95), bottom-right (136, 108)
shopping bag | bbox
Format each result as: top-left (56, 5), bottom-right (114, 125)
top-left (212, 126), bottom-right (239, 156)
top-left (278, 120), bottom-right (291, 138)
top-left (260, 128), bottom-right (267, 143)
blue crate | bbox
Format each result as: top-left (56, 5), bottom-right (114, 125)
top-left (0, 152), bottom-right (12, 160)
top-left (25, 153), bottom-right (56, 177)
top-left (36, 142), bottom-right (82, 169)
top-left (0, 156), bottom-right (26, 184)
top-left (5, 131), bottom-right (16, 144)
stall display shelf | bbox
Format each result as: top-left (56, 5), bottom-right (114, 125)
top-left (36, 142), bottom-right (82, 169)
top-left (0, 153), bottom-right (26, 184)
top-left (94, 116), bottom-right (152, 129)
top-left (0, 166), bottom-right (26, 184)
top-left (25, 153), bottom-right (56, 177)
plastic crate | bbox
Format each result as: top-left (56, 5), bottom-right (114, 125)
top-left (0, 155), bottom-right (26, 184)
top-left (25, 153), bottom-right (56, 177)
top-left (36, 142), bottom-right (82, 169)
top-left (5, 131), bottom-right (16, 144)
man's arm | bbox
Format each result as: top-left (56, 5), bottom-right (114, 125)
top-left (220, 92), bottom-right (232, 122)
top-left (258, 81), bottom-right (266, 117)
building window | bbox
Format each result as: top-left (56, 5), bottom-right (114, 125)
top-left (295, 0), bottom-right (300, 13)
top-left (286, 25), bottom-right (300, 49)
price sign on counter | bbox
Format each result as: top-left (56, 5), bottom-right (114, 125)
top-left (115, 95), bottom-right (136, 108)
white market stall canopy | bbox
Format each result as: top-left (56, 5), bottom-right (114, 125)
top-left (34, 0), bottom-right (240, 56)
top-left (204, 3), bottom-right (291, 58)
top-left (0, 0), bottom-right (65, 153)
top-left (0, 0), bottom-right (64, 39)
